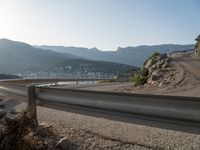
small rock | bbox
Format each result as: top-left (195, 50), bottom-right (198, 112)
top-left (0, 109), bottom-right (6, 119)
top-left (56, 137), bottom-right (71, 149)
top-left (0, 124), bottom-right (5, 131)
top-left (44, 138), bottom-right (54, 145)
top-left (22, 134), bottom-right (46, 150)
top-left (151, 72), bottom-right (160, 81)
top-left (0, 95), bottom-right (5, 101)
top-left (0, 103), bottom-right (5, 109)
top-left (37, 127), bottom-right (51, 137)
top-left (159, 82), bottom-right (163, 87)
top-left (163, 62), bottom-right (170, 68)
top-left (5, 111), bottom-right (22, 121)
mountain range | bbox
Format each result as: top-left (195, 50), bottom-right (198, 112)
top-left (0, 38), bottom-right (195, 74)
top-left (36, 44), bottom-right (194, 67)
top-left (0, 39), bottom-right (136, 74)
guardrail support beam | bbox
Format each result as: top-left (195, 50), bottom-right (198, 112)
top-left (27, 85), bottom-right (37, 121)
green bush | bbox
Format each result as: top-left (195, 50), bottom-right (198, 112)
top-left (130, 75), bottom-right (148, 85)
top-left (195, 35), bottom-right (200, 49)
top-left (140, 68), bottom-right (149, 77)
top-left (143, 51), bottom-right (159, 66)
top-left (0, 111), bottom-right (37, 150)
top-left (195, 41), bottom-right (200, 49)
top-left (131, 51), bottom-right (161, 85)
top-left (130, 67), bottom-right (149, 85)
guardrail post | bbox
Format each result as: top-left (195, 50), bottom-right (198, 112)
top-left (27, 85), bottom-right (37, 121)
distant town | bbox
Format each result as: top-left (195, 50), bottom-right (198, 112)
top-left (17, 71), bottom-right (114, 79)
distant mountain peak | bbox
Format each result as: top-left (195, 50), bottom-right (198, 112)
top-left (89, 47), bottom-right (100, 51)
top-left (36, 43), bottom-right (194, 67)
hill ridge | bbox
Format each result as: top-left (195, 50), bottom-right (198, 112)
top-left (36, 44), bottom-right (194, 67)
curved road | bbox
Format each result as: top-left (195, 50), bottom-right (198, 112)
top-left (164, 51), bottom-right (200, 96)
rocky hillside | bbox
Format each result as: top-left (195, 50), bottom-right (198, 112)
top-left (131, 52), bottom-right (175, 88)
top-left (195, 35), bottom-right (200, 56)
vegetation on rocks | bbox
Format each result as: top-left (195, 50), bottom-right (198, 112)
top-left (0, 111), bottom-right (37, 150)
top-left (131, 52), bottom-right (160, 85)
top-left (195, 35), bottom-right (200, 48)
top-left (130, 68), bottom-right (149, 85)
top-left (143, 52), bottom-right (160, 66)
top-left (130, 51), bottom-right (175, 87)
top-left (0, 111), bottom-right (66, 150)
top-left (195, 34), bottom-right (200, 56)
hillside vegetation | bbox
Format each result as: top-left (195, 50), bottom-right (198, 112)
top-left (131, 52), bottom-right (175, 87)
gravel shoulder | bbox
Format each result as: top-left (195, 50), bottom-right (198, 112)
top-left (13, 102), bottom-right (200, 150)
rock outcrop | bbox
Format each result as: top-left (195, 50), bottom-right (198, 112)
top-left (131, 52), bottom-right (175, 88)
top-left (145, 52), bottom-right (175, 86)
top-left (195, 34), bottom-right (200, 57)
top-left (0, 95), bottom-right (65, 150)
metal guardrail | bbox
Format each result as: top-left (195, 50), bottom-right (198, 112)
top-left (0, 79), bottom-right (200, 133)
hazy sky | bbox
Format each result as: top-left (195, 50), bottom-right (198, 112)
top-left (0, 0), bottom-right (199, 51)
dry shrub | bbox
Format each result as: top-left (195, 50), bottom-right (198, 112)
top-left (0, 111), bottom-right (37, 150)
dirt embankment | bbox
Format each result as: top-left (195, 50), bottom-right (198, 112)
top-left (116, 51), bottom-right (200, 96)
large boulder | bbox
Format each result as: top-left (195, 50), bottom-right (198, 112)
top-left (56, 137), bottom-right (71, 149)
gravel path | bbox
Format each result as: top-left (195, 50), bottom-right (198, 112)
top-left (58, 128), bottom-right (153, 150)
top-left (38, 106), bottom-right (200, 149)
